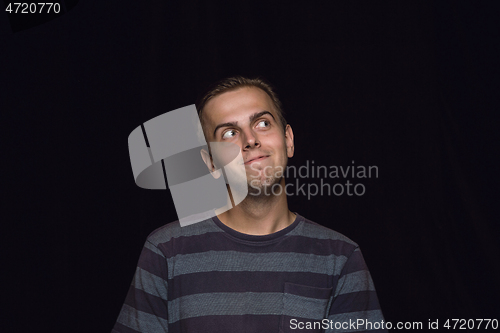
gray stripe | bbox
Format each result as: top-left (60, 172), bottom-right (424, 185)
top-left (117, 304), bottom-right (169, 332)
top-left (168, 292), bottom-right (283, 323)
top-left (283, 293), bottom-right (330, 320)
top-left (147, 219), bottom-right (222, 246)
top-left (144, 241), bottom-right (166, 258)
top-left (133, 267), bottom-right (168, 300)
top-left (289, 221), bottom-right (357, 245)
top-left (335, 270), bottom-right (375, 297)
top-left (167, 251), bottom-right (348, 278)
top-left (326, 309), bottom-right (385, 332)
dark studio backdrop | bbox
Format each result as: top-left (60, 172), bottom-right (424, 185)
top-left (2, 1), bottom-right (499, 332)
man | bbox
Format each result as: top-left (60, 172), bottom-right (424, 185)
top-left (112, 76), bottom-right (387, 332)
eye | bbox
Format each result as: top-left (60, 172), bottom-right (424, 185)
top-left (222, 129), bottom-right (237, 139)
top-left (256, 119), bottom-right (270, 128)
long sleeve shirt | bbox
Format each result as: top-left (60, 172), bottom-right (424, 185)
top-left (112, 213), bottom-right (387, 333)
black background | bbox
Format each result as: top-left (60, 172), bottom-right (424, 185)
top-left (2, 1), bottom-right (499, 332)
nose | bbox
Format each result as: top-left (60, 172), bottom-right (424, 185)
top-left (242, 128), bottom-right (260, 150)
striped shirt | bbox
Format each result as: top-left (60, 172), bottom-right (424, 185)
top-left (112, 213), bottom-right (387, 332)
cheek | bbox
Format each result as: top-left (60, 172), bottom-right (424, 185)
top-left (270, 138), bottom-right (288, 162)
top-left (267, 133), bottom-right (286, 148)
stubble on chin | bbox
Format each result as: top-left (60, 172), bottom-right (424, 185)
top-left (247, 174), bottom-right (283, 198)
top-left (246, 150), bottom-right (288, 199)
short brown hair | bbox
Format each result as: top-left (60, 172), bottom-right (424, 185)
top-left (195, 76), bottom-right (288, 140)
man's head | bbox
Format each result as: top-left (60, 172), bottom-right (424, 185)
top-left (197, 76), bottom-right (294, 197)
top-left (196, 76), bottom-right (288, 138)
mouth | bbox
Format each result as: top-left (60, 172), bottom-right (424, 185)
top-left (244, 155), bottom-right (269, 165)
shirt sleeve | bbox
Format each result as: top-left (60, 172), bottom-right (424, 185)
top-left (325, 246), bottom-right (388, 333)
top-left (111, 240), bottom-right (169, 333)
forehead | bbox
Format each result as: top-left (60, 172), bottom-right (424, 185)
top-left (203, 87), bottom-right (277, 130)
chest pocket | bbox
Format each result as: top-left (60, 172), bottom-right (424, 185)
top-left (279, 282), bottom-right (333, 333)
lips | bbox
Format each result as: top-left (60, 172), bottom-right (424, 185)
top-left (244, 155), bottom-right (269, 165)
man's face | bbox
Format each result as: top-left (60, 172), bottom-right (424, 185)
top-left (203, 87), bottom-right (294, 195)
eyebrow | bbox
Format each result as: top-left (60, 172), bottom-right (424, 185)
top-left (212, 110), bottom-right (276, 138)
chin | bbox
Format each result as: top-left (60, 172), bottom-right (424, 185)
top-left (248, 176), bottom-right (282, 193)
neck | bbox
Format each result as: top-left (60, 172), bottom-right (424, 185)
top-left (216, 177), bottom-right (296, 235)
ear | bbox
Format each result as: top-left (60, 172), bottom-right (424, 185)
top-left (200, 147), bottom-right (222, 179)
top-left (284, 124), bottom-right (294, 158)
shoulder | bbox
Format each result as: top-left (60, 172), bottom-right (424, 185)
top-left (145, 217), bottom-right (221, 247)
top-left (292, 214), bottom-right (360, 255)
top-left (294, 214), bottom-right (358, 246)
